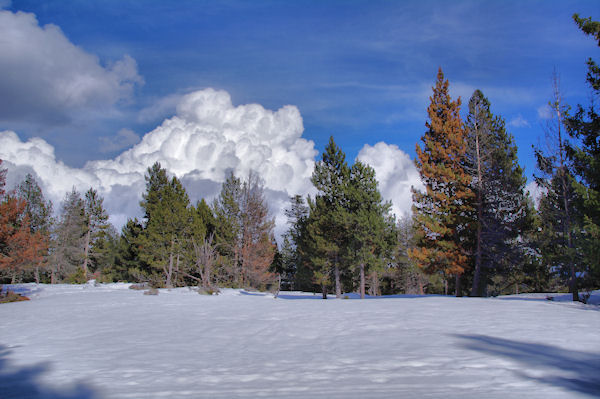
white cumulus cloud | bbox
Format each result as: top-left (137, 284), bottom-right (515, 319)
top-left (525, 180), bottom-right (546, 209)
top-left (357, 142), bottom-right (423, 219)
top-left (0, 89), bottom-right (317, 235)
top-left (0, 10), bottom-right (143, 125)
top-left (99, 128), bottom-right (141, 153)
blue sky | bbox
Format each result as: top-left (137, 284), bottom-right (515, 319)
top-left (0, 0), bottom-right (598, 229)
top-left (2, 1), bottom-right (597, 168)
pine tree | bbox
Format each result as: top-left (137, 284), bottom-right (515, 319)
top-left (535, 74), bottom-right (580, 300)
top-left (464, 90), bottom-right (530, 296)
top-left (346, 161), bottom-right (394, 298)
top-left (15, 173), bottom-right (52, 283)
top-left (81, 188), bottom-right (110, 279)
top-left (51, 188), bottom-right (86, 283)
top-left (212, 171), bottom-right (275, 288)
top-left (238, 171), bottom-right (275, 289)
top-left (139, 163), bottom-right (192, 288)
top-left (0, 164), bottom-right (47, 284)
top-left (310, 136), bottom-right (351, 298)
top-left (112, 218), bottom-right (146, 282)
top-left (565, 14), bottom-right (600, 290)
top-left (213, 172), bottom-right (243, 284)
top-left (283, 195), bottom-right (310, 291)
top-left (410, 68), bottom-right (474, 296)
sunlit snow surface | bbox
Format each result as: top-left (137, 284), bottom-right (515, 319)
top-left (1, 283), bottom-right (599, 398)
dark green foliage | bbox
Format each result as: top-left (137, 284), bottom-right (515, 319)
top-left (284, 138), bottom-right (395, 298)
top-left (308, 136), bottom-right (351, 298)
top-left (464, 90), bottom-right (531, 296)
top-left (564, 14), bottom-right (600, 289)
top-left (212, 172), bottom-right (242, 283)
top-left (108, 218), bottom-right (147, 282)
top-left (345, 161), bottom-right (395, 298)
top-left (139, 163), bottom-right (192, 288)
top-left (81, 188), bottom-right (111, 278)
top-left (16, 174), bottom-right (53, 235)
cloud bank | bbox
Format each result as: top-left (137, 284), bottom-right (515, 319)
top-left (357, 142), bottom-right (424, 219)
top-left (0, 89), bottom-right (317, 232)
top-left (0, 10), bottom-right (142, 125)
top-left (1, 88), bottom-right (422, 236)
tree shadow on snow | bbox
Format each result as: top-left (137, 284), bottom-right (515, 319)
top-left (0, 345), bottom-right (98, 399)
top-left (454, 334), bottom-right (600, 396)
top-left (275, 292), bottom-right (442, 300)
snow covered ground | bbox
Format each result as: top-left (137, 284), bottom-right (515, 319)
top-left (1, 283), bottom-right (599, 399)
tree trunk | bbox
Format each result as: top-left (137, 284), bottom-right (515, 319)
top-left (82, 228), bottom-right (91, 280)
top-left (166, 239), bottom-right (174, 289)
top-left (418, 275), bottom-right (425, 295)
top-left (471, 132), bottom-right (484, 297)
top-left (455, 273), bottom-right (462, 297)
top-left (444, 277), bottom-right (448, 296)
top-left (560, 171), bottom-right (578, 302)
top-left (35, 267), bottom-right (40, 284)
top-left (359, 263), bottom-right (365, 299)
top-left (322, 284), bottom-right (327, 299)
top-left (370, 271), bottom-right (379, 297)
top-left (334, 263), bottom-right (341, 298)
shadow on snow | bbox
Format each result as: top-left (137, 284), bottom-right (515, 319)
top-left (0, 345), bottom-right (98, 399)
top-left (454, 334), bottom-right (600, 397)
top-left (275, 292), bottom-right (442, 300)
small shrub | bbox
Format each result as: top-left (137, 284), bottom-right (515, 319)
top-left (343, 295), bottom-right (349, 300)
top-left (65, 268), bottom-right (87, 284)
top-left (143, 287), bottom-right (159, 295)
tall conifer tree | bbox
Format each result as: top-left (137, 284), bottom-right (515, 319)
top-left (310, 136), bottom-right (350, 298)
top-left (410, 68), bottom-right (474, 295)
top-left (464, 90), bottom-right (530, 296)
top-left (565, 14), bottom-right (600, 289)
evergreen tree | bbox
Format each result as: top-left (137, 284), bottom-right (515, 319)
top-left (346, 161), bottom-right (394, 298)
top-left (534, 75), bottom-right (580, 300)
top-left (81, 188), bottom-right (110, 279)
top-left (410, 68), bottom-right (474, 296)
top-left (284, 195), bottom-right (311, 291)
top-left (139, 163), bottom-right (192, 288)
top-left (15, 173), bottom-right (52, 283)
top-left (213, 172), bottom-right (243, 284)
top-left (51, 188), bottom-right (86, 283)
top-left (309, 136), bottom-right (351, 298)
top-left (111, 218), bottom-right (146, 282)
top-left (464, 90), bottom-right (530, 296)
top-left (565, 14), bottom-right (600, 290)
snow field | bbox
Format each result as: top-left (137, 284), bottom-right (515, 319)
top-left (1, 284), bottom-right (599, 398)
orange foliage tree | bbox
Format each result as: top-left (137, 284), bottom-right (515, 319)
top-left (409, 69), bottom-right (474, 295)
top-left (0, 160), bottom-right (48, 283)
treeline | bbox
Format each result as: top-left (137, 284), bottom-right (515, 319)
top-left (406, 14), bottom-right (600, 300)
top-left (0, 162), bottom-right (278, 290)
top-left (1, 14), bottom-right (598, 301)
